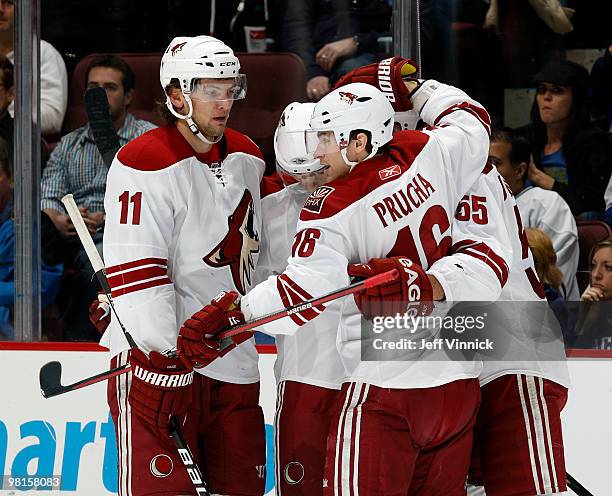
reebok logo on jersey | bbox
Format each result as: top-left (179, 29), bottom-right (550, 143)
top-left (133, 366), bottom-right (194, 388)
top-left (303, 186), bottom-right (335, 214)
top-left (377, 58), bottom-right (396, 103)
top-left (379, 164), bottom-right (401, 181)
top-left (170, 42), bottom-right (187, 56)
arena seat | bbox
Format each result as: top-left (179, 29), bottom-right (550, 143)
top-left (575, 219), bottom-right (612, 293)
top-left (62, 51), bottom-right (307, 172)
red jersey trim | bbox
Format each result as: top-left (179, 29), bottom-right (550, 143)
top-left (260, 173), bottom-right (285, 199)
top-left (452, 239), bottom-right (509, 287)
top-left (111, 277), bottom-right (173, 298)
top-left (276, 274), bottom-right (325, 326)
top-left (299, 132), bottom-right (430, 221)
top-left (433, 102), bottom-right (491, 136)
top-left (108, 266), bottom-right (168, 289)
top-left (107, 258), bottom-right (167, 275)
top-left (117, 126), bottom-right (263, 171)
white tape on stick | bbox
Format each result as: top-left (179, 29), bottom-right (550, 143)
top-left (61, 194), bottom-right (105, 273)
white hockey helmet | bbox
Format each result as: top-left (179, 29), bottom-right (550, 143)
top-left (394, 110), bottom-right (421, 131)
top-left (308, 82), bottom-right (394, 165)
top-left (160, 36), bottom-right (247, 143)
top-left (274, 102), bottom-right (329, 194)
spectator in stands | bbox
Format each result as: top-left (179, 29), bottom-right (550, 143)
top-left (0, 54), bottom-right (12, 145)
top-left (605, 174), bottom-right (612, 227)
top-left (0, 0), bottom-right (68, 135)
top-left (570, 238), bottom-right (612, 349)
top-left (282, 0), bottom-right (391, 101)
top-left (590, 40), bottom-right (612, 133)
top-left (0, 136), bottom-right (62, 340)
top-left (518, 60), bottom-right (612, 218)
top-left (526, 227), bottom-right (572, 333)
top-left (41, 54), bottom-right (156, 341)
top-left (489, 127), bottom-right (580, 299)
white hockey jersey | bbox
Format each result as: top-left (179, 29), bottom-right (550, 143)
top-left (515, 186), bottom-right (580, 300)
top-left (256, 176), bottom-right (345, 389)
top-left (434, 166), bottom-right (570, 387)
top-left (242, 82), bottom-right (494, 389)
top-left (101, 126), bottom-right (265, 384)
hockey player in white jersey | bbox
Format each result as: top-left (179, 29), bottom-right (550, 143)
top-left (339, 59), bottom-right (570, 494)
top-left (254, 102), bottom-right (347, 494)
top-left (489, 127), bottom-right (580, 300)
top-left (178, 57), bottom-right (498, 494)
top-left (101, 35), bottom-right (266, 496)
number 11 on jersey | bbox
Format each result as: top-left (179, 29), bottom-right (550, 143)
top-left (118, 191), bottom-right (143, 225)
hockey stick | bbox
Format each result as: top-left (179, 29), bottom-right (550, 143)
top-left (43, 197), bottom-right (212, 495)
top-left (217, 269), bottom-right (398, 343)
top-left (39, 269), bottom-right (398, 398)
top-left (84, 86), bottom-right (121, 167)
top-left (168, 417), bottom-right (210, 495)
top-left (567, 473), bottom-right (594, 496)
top-left (60, 193), bottom-right (137, 348)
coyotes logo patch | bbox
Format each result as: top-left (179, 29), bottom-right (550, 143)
top-left (170, 42), bottom-right (187, 56)
top-left (339, 91), bottom-right (358, 105)
top-left (303, 186), bottom-right (334, 214)
top-left (203, 190), bottom-right (260, 294)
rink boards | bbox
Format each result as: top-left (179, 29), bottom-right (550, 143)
top-left (0, 344), bottom-right (609, 495)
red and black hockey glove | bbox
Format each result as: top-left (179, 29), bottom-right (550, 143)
top-left (177, 291), bottom-right (252, 370)
top-left (88, 294), bottom-right (110, 335)
top-left (348, 257), bottom-right (434, 320)
top-left (128, 348), bottom-right (193, 436)
top-left (334, 57), bottom-right (419, 112)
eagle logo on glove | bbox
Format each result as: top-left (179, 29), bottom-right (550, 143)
top-left (203, 189), bottom-right (260, 294)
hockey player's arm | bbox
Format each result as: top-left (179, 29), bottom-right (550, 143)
top-left (427, 188), bottom-right (512, 301)
top-left (240, 217), bottom-right (351, 336)
top-left (413, 81), bottom-right (491, 198)
top-left (102, 159), bottom-right (179, 353)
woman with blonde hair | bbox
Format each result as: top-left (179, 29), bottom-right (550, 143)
top-left (571, 237), bottom-right (612, 349)
top-left (526, 227), bottom-right (565, 298)
top-left (526, 227), bottom-right (572, 335)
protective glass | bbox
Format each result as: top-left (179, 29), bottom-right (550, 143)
top-left (305, 130), bottom-right (343, 157)
top-left (276, 162), bottom-right (330, 195)
top-left (190, 75), bottom-right (247, 102)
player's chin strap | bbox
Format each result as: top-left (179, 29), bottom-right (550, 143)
top-left (341, 146), bottom-right (379, 171)
top-left (166, 95), bottom-right (223, 145)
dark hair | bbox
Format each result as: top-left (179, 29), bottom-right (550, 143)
top-left (85, 54), bottom-right (135, 93)
top-left (349, 129), bottom-right (373, 154)
top-left (529, 60), bottom-right (591, 154)
top-left (157, 78), bottom-right (180, 125)
top-left (490, 127), bottom-right (531, 182)
top-left (0, 136), bottom-right (12, 178)
top-left (0, 54), bottom-right (13, 89)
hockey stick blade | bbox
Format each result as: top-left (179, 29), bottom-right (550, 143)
top-left (218, 268), bottom-right (399, 345)
top-left (39, 361), bottom-right (63, 398)
top-left (40, 360), bottom-right (130, 398)
top-left (84, 86), bottom-right (121, 167)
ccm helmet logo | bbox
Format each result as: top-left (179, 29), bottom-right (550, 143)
top-left (398, 258), bottom-right (420, 301)
top-left (219, 61), bottom-right (237, 66)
